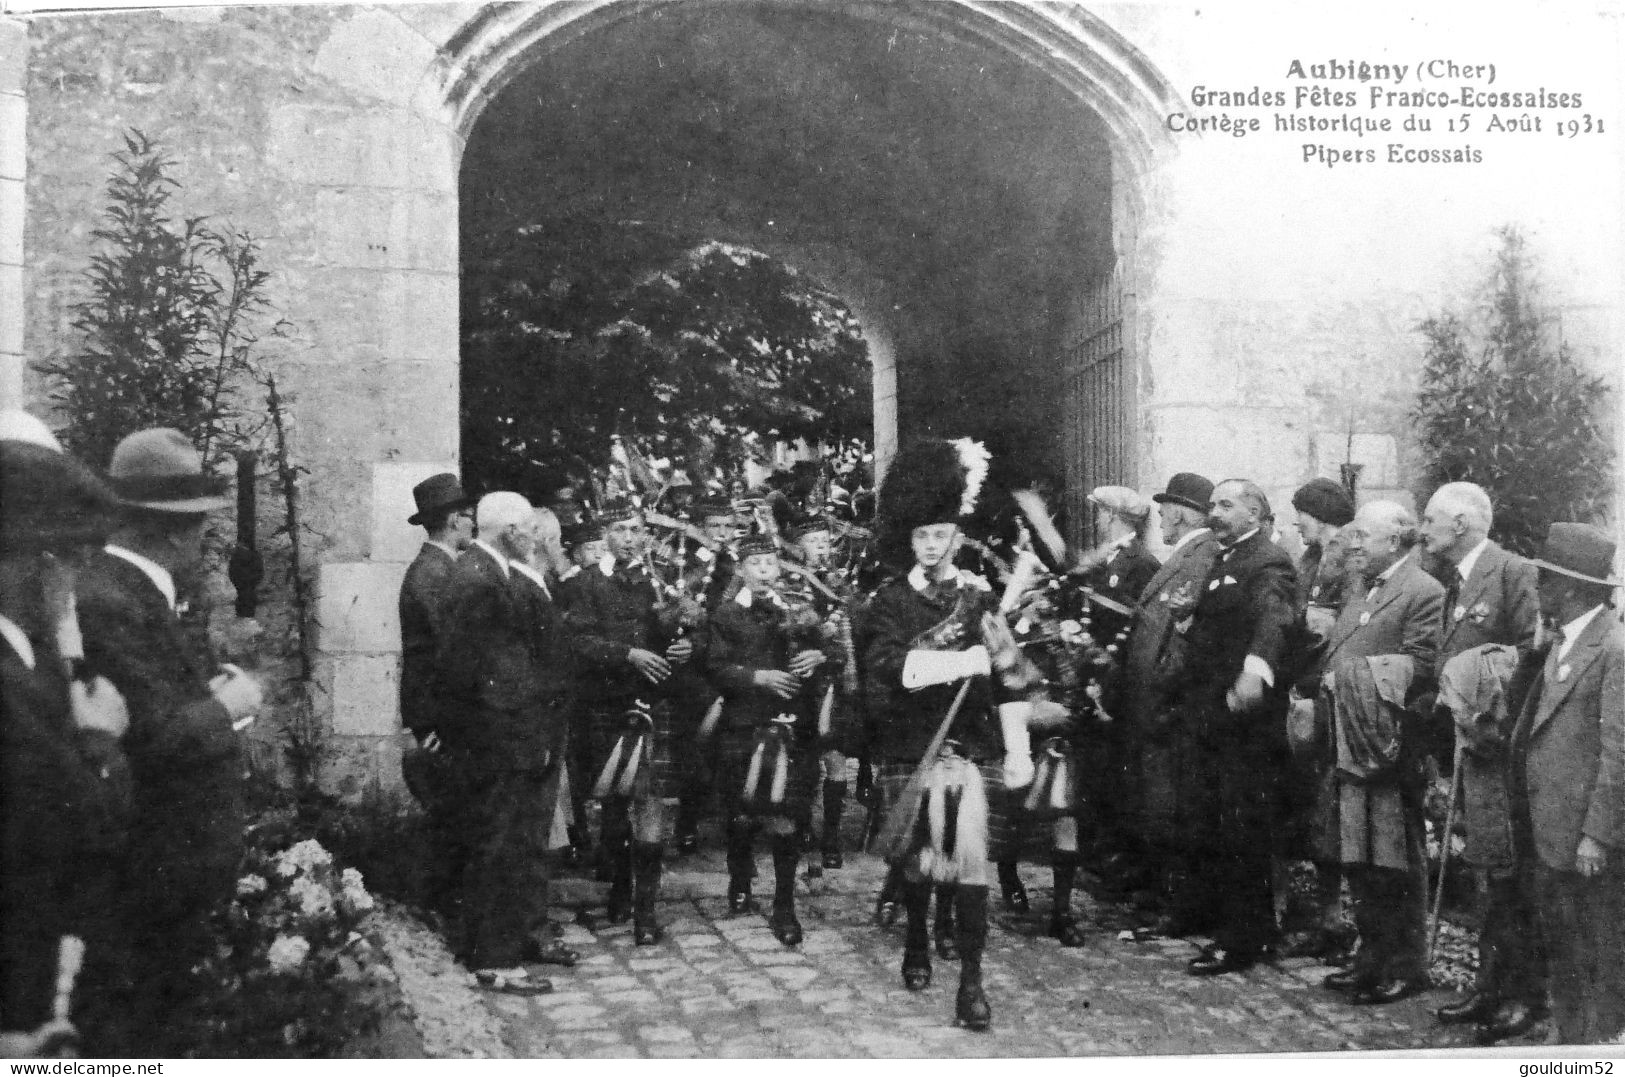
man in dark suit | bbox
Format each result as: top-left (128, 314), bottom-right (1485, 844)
top-left (0, 425), bottom-right (132, 1057)
top-left (1510, 524), bottom-right (1624, 1045)
top-left (1171, 478), bottom-right (1301, 975)
top-left (1311, 502), bottom-right (1443, 1005)
top-left (397, 473), bottom-right (474, 920)
top-left (74, 428), bottom-right (263, 1054)
top-left (1123, 472), bottom-right (1220, 936)
top-left (436, 492), bottom-right (569, 993)
top-left (1421, 481), bottom-right (1544, 1039)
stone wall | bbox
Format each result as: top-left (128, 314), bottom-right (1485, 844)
top-left (0, 17), bottom-right (25, 408)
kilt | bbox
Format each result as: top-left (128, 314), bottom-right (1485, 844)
top-left (575, 698), bottom-right (680, 801)
top-left (872, 759), bottom-right (1022, 865)
top-left (713, 723), bottom-right (820, 826)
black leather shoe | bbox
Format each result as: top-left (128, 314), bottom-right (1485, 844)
top-left (902, 949), bottom-right (932, 991)
top-left (1351, 976), bottom-right (1429, 1005)
top-left (934, 930), bottom-right (960, 961)
top-left (1436, 991), bottom-right (1499, 1025)
top-left (520, 937), bottom-right (579, 967)
top-left (955, 983), bottom-right (992, 1031)
top-left (633, 921), bottom-right (665, 946)
top-left (875, 897), bottom-right (900, 927)
top-left (769, 904), bottom-right (803, 948)
top-left (1001, 879), bottom-right (1031, 914)
top-left (821, 849), bottom-right (844, 870)
top-left (675, 832), bottom-right (700, 857)
top-left (1474, 999), bottom-right (1545, 1044)
top-left (728, 889), bottom-right (758, 915)
top-left (1280, 929), bottom-right (1331, 959)
top-left (1049, 913), bottom-right (1087, 948)
top-left (1322, 969), bottom-right (1369, 993)
top-left (1187, 948), bottom-right (1258, 976)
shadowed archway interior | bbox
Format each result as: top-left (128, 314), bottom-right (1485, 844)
top-left (459, 1), bottom-right (1116, 486)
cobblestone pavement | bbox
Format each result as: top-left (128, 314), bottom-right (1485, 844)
top-left (464, 845), bottom-right (1496, 1058)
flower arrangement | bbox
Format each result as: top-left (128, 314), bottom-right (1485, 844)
top-left (197, 835), bottom-right (399, 1057)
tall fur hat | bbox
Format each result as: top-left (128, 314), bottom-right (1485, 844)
top-left (876, 438), bottom-right (990, 563)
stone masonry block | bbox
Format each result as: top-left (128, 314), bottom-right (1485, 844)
top-left (0, 19), bottom-right (27, 97)
top-left (312, 187), bottom-right (457, 273)
top-left (316, 560), bottom-right (406, 654)
top-left (1316, 432), bottom-right (1401, 490)
top-left (283, 265), bottom-right (458, 366)
top-left (0, 93), bottom-right (25, 181)
top-left (389, 3), bottom-right (488, 49)
top-left (267, 105), bottom-right (457, 192)
top-left (331, 653), bottom-right (401, 735)
top-left (0, 263), bottom-right (21, 356)
top-left (1148, 403), bottom-right (1309, 490)
top-left (0, 176), bottom-right (24, 265)
top-left (372, 460), bottom-right (458, 564)
top-left (314, 8), bottom-right (439, 107)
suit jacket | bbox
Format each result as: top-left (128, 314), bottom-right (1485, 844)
top-left (75, 549), bottom-right (243, 933)
top-left (1511, 610), bottom-right (1625, 872)
top-left (1171, 528), bottom-right (1301, 736)
top-left (508, 567), bottom-right (575, 764)
top-left (1121, 529), bottom-right (1221, 732)
top-left (437, 545), bottom-right (554, 769)
top-left (1438, 541), bottom-right (1538, 867)
top-left (398, 542), bottom-right (458, 739)
top-left (1, 632), bottom-right (131, 1029)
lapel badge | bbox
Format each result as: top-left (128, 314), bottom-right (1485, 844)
top-left (1557, 662), bottom-right (1572, 682)
top-left (1208, 578), bottom-right (1221, 590)
top-left (1358, 611), bottom-right (1371, 626)
top-left (1108, 574), bottom-right (1119, 589)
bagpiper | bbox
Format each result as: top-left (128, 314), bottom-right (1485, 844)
top-left (860, 438), bottom-right (1043, 1031)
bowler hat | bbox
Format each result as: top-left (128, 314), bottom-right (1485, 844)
top-left (407, 473), bottom-right (473, 526)
top-left (1292, 477), bottom-right (1355, 527)
top-left (1088, 485), bottom-right (1150, 523)
top-left (108, 428), bottom-right (231, 514)
top-left (1152, 472), bottom-right (1214, 514)
top-left (1, 439), bottom-right (119, 554)
top-left (1529, 523), bottom-right (1619, 587)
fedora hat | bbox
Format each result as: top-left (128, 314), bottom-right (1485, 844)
top-left (1152, 472), bottom-right (1214, 514)
top-left (108, 428), bottom-right (231, 514)
top-left (408, 472), bottom-right (473, 526)
top-left (1530, 522), bottom-right (1620, 587)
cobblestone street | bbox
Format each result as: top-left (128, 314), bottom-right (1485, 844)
top-left (433, 846), bottom-right (1491, 1058)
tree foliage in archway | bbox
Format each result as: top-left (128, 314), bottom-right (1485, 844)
top-left (1412, 225), bottom-right (1614, 556)
top-left (461, 218), bottom-right (872, 493)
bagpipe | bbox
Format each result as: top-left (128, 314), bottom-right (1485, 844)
top-left (591, 698), bottom-right (657, 801)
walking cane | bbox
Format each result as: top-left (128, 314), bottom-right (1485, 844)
top-left (1427, 734), bottom-right (1465, 964)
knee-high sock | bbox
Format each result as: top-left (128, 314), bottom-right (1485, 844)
top-left (1053, 854), bottom-right (1078, 917)
top-left (771, 834), bottom-right (800, 909)
top-left (726, 816), bottom-right (757, 890)
top-left (632, 841), bottom-right (663, 926)
top-left (956, 884), bottom-right (990, 984)
top-left (902, 879), bottom-right (933, 953)
top-left (934, 883), bottom-right (957, 938)
top-left (822, 780), bottom-right (847, 849)
top-left (997, 860), bottom-right (1022, 895)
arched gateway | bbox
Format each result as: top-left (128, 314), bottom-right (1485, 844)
top-left (6, 1), bottom-right (1184, 790)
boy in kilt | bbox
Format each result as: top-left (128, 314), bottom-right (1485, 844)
top-left (563, 501), bottom-right (694, 945)
top-left (701, 534), bottom-right (833, 945)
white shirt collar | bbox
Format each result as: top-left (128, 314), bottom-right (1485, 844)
top-left (559, 565), bottom-right (582, 582)
top-left (1456, 538), bottom-right (1491, 581)
top-left (105, 544), bottom-right (177, 611)
top-left (471, 539), bottom-right (510, 578)
top-left (908, 563), bottom-right (960, 592)
top-left (427, 539), bottom-right (461, 559)
top-left (1378, 550), bottom-right (1410, 583)
top-left (735, 586), bottom-right (755, 608)
top-left (509, 559), bottom-right (550, 598)
top-left (1557, 604), bottom-right (1606, 662)
top-left (1222, 528), bottom-right (1260, 550)
top-left (0, 613), bottom-right (35, 671)
top-left (1169, 526), bottom-right (1209, 554)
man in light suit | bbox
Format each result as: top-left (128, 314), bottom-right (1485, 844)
top-left (1420, 482), bottom-right (1543, 1040)
top-left (1121, 472), bottom-right (1220, 936)
top-left (1312, 502), bottom-right (1443, 1005)
top-left (1509, 523), bottom-right (1624, 1045)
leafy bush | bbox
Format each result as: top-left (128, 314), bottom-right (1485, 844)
top-left (1412, 225), bottom-right (1614, 555)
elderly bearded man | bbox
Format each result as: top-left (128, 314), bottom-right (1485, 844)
top-left (1312, 502), bottom-right (1443, 1006)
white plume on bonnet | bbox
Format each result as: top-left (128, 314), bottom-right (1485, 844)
top-left (949, 438), bottom-right (991, 517)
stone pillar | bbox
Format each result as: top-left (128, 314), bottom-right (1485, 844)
top-left (264, 8), bottom-right (464, 796)
top-left (0, 17), bottom-right (26, 409)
